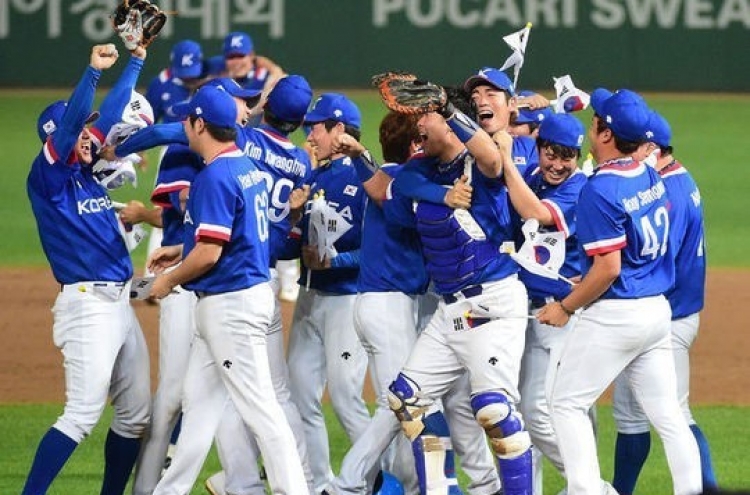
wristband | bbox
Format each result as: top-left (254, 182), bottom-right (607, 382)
top-left (559, 300), bottom-right (575, 316)
top-left (447, 110), bottom-right (481, 144)
top-left (352, 150), bottom-right (380, 183)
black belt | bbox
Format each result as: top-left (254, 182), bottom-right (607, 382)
top-left (443, 285), bottom-right (483, 304)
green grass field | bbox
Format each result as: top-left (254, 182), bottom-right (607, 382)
top-left (2, 90), bottom-right (749, 493)
top-left (1, 404), bottom-right (748, 494)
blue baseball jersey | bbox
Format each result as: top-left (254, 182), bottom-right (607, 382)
top-left (388, 151), bottom-right (518, 294)
top-left (182, 146), bottom-right (270, 293)
top-left (150, 143), bottom-right (204, 247)
top-left (234, 66), bottom-right (270, 92)
top-left (27, 67), bottom-right (132, 284)
top-left (238, 125), bottom-right (311, 263)
top-left (145, 69), bottom-right (192, 124)
top-left (518, 166), bottom-right (587, 301)
top-left (512, 135), bottom-right (539, 176)
top-left (660, 161), bottom-right (706, 318)
top-left (89, 55), bottom-right (145, 150)
top-left (358, 162), bottom-right (428, 295)
top-left (299, 157), bottom-right (366, 294)
top-left (576, 158), bottom-right (674, 299)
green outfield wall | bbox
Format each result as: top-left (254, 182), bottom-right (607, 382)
top-left (0, 0), bottom-right (748, 91)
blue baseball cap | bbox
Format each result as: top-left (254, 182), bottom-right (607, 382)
top-left (267, 75), bottom-right (313, 123)
top-left (590, 88), bottom-right (650, 142)
top-left (170, 40), bottom-right (203, 80)
top-left (538, 113), bottom-right (585, 149)
top-left (223, 32), bottom-right (253, 57)
top-left (463, 67), bottom-right (516, 96)
top-left (37, 100), bottom-right (98, 143)
top-left (304, 93), bottom-right (361, 129)
top-left (515, 92), bottom-right (553, 125)
top-left (177, 85), bottom-right (237, 129)
top-left (643, 110), bottom-right (672, 148)
top-left (204, 55), bottom-right (226, 76)
top-left (203, 77), bottom-right (261, 106)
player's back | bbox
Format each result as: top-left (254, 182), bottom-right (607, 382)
top-left (359, 162), bottom-right (428, 295)
top-left (578, 158), bottom-right (674, 299)
top-left (240, 125), bottom-right (310, 261)
top-left (182, 151), bottom-right (270, 293)
top-left (660, 161), bottom-right (705, 318)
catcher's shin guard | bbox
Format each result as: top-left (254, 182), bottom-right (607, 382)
top-left (411, 411), bottom-right (462, 495)
top-left (471, 392), bottom-right (532, 495)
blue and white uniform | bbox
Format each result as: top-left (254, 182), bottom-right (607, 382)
top-left (385, 148), bottom-right (531, 495)
top-left (23, 60), bottom-right (151, 495)
top-left (549, 157), bottom-right (701, 495)
top-left (514, 165), bottom-right (587, 493)
top-left (612, 158), bottom-right (715, 492)
top-left (286, 155), bottom-right (370, 491)
top-left (131, 143), bottom-right (202, 495)
top-left (152, 144), bottom-right (307, 495)
top-left (332, 159), bottom-right (503, 495)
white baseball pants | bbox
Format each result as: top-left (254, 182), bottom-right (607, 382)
top-left (549, 297), bottom-right (702, 495)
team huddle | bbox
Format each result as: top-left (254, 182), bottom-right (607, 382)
top-left (24, 5), bottom-right (717, 495)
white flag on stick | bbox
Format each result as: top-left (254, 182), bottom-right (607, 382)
top-left (552, 75), bottom-right (590, 114)
top-left (307, 193), bottom-right (352, 263)
top-left (499, 22), bottom-right (532, 89)
top-left (502, 219), bottom-right (572, 285)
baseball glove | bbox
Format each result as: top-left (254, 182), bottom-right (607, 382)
top-left (372, 72), bottom-right (447, 115)
top-left (112, 0), bottom-right (167, 50)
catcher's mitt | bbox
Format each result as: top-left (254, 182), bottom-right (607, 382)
top-left (112, 0), bottom-right (167, 50)
top-left (373, 72), bottom-right (447, 115)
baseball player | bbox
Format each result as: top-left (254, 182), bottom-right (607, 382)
top-left (204, 74), bottom-right (317, 495)
top-left (498, 114), bottom-right (606, 494)
top-left (285, 93), bottom-right (370, 492)
top-left (146, 85), bottom-right (307, 495)
top-left (142, 39), bottom-right (223, 278)
top-left (326, 110), bottom-right (503, 495)
top-left (222, 31), bottom-right (285, 126)
top-left (611, 110), bottom-right (717, 494)
top-left (464, 68), bottom-right (538, 173)
top-left (24, 44), bottom-right (151, 495)
top-left (128, 136), bottom-right (205, 495)
top-left (537, 89), bottom-right (702, 495)
top-left (101, 76), bottom-right (317, 493)
top-left (383, 89), bottom-right (532, 495)
top-left (507, 91), bottom-right (553, 139)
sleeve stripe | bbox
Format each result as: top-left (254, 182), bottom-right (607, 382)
top-left (196, 224), bottom-right (231, 242)
top-left (541, 199), bottom-right (569, 238)
top-left (43, 141), bottom-right (58, 164)
top-left (583, 235), bottom-right (626, 255)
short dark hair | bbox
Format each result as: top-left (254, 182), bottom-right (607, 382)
top-left (322, 119), bottom-right (361, 142)
top-left (263, 108), bottom-right (300, 134)
top-left (594, 114), bottom-right (641, 155)
top-left (379, 112), bottom-right (419, 164)
top-left (536, 138), bottom-right (581, 160)
top-left (189, 115), bottom-right (237, 142)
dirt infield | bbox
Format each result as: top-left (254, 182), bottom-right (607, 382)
top-left (1, 267), bottom-right (748, 404)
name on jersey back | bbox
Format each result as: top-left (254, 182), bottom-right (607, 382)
top-left (622, 180), bottom-right (666, 213)
top-left (246, 142), bottom-right (306, 177)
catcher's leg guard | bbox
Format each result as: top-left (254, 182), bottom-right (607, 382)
top-left (471, 392), bottom-right (532, 495)
top-left (388, 374), bottom-right (460, 495)
top-left (412, 411), bottom-right (462, 495)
